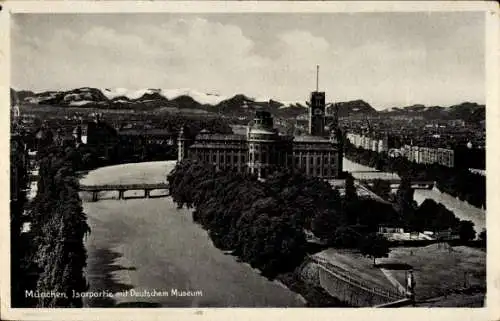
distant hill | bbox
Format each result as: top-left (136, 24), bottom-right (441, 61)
top-left (15, 90), bottom-right (36, 101)
top-left (448, 102), bottom-right (485, 121)
top-left (12, 87), bottom-right (485, 124)
top-left (381, 102), bottom-right (485, 122)
top-left (331, 100), bottom-right (378, 117)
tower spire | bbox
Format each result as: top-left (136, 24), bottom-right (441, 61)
top-left (316, 65), bottom-right (319, 92)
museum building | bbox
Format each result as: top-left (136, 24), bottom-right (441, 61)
top-left (177, 86), bottom-right (345, 179)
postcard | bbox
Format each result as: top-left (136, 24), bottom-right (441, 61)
top-left (1, 1), bottom-right (498, 321)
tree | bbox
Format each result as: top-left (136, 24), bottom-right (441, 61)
top-left (358, 233), bottom-right (391, 266)
top-left (396, 175), bottom-right (415, 227)
top-left (479, 229), bottom-right (486, 248)
top-left (343, 173), bottom-right (359, 225)
top-left (479, 229), bottom-right (486, 243)
top-left (413, 199), bottom-right (439, 232)
top-left (344, 173), bottom-right (358, 204)
top-left (168, 161), bottom-right (312, 279)
top-left (458, 220), bottom-right (476, 242)
top-left (30, 145), bottom-right (90, 307)
top-left (371, 179), bottom-right (391, 200)
top-left (10, 134), bottom-right (32, 307)
top-left (234, 208), bottom-right (307, 278)
top-left (357, 199), bottom-right (399, 232)
top-left (432, 203), bottom-right (460, 232)
top-left (332, 226), bottom-right (362, 248)
top-left (311, 209), bottom-right (339, 244)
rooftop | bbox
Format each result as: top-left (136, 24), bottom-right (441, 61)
top-left (118, 128), bottom-right (174, 136)
top-left (195, 133), bottom-right (247, 141)
top-left (189, 143), bottom-right (248, 149)
top-left (248, 128), bottom-right (277, 135)
top-left (294, 135), bottom-right (331, 143)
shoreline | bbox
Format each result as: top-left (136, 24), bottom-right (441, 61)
top-left (343, 156), bottom-right (485, 212)
top-left (79, 159), bottom-right (484, 308)
top-left (81, 160), bottom-right (305, 307)
top-left (343, 157), bottom-right (485, 233)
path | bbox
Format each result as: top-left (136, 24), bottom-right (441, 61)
top-left (379, 268), bottom-right (406, 295)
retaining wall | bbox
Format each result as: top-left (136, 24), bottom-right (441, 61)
top-left (299, 257), bottom-right (406, 307)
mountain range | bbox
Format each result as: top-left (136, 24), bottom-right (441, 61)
top-left (12, 87), bottom-right (485, 123)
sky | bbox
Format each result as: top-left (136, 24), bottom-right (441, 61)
top-left (11, 12), bottom-right (485, 109)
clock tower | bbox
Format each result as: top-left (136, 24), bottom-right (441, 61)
top-left (309, 65), bottom-right (326, 136)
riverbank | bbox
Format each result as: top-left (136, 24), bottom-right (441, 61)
top-left (342, 157), bottom-right (486, 234)
top-left (81, 161), bottom-right (305, 307)
top-left (80, 159), bottom-right (485, 307)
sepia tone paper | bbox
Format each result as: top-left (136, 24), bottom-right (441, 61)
top-left (0, 1), bottom-right (498, 321)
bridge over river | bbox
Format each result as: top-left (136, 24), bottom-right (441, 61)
top-left (350, 170), bottom-right (434, 189)
top-left (81, 161), bottom-right (305, 307)
top-left (79, 183), bottom-right (169, 201)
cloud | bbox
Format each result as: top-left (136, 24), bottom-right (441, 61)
top-left (11, 15), bottom-right (484, 109)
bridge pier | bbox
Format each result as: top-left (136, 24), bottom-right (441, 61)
top-left (92, 191), bottom-right (98, 202)
top-left (118, 190), bottom-right (124, 200)
top-left (145, 189), bottom-right (151, 198)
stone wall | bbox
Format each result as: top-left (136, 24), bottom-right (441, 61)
top-left (298, 259), bottom-right (405, 307)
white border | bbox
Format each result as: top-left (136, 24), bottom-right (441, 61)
top-left (0, 2), bottom-right (498, 321)
top-left (2, 1), bottom-right (498, 13)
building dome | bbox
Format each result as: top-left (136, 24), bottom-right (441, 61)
top-left (247, 111), bottom-right (279, 179)
top-left (248, 126), bottom-right (276, 136)
top-left (248, 111), bottom-right (278, 140)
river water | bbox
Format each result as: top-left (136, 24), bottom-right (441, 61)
top-left (342, 158), bottom-right (486, 234)
top-left (80, 158), bottom-right (485, 307)
top-left (81, 161), bottom-right (305, 308)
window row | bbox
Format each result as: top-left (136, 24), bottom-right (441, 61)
top-left (193, 152), bottom-right (247, 164)
top-left (303, 166), bottom-right (338, 177)
top-left (248, 152), bottom-right (293, 164)
top-left (294, 155), bottom-right (337, 166)
top-left (249, 144), bottom-right (274, 152)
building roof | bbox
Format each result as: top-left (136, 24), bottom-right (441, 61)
top-left (189, 143), bottom-right (248, 149)
top-left (195, 133), bottom-right (247, 141)
top-left (293, 135), bottom-right (330, 143)
top-left (249, 128), bottom-right (277, 135)
top-left (118, 129), bottom-right (143, 136)
top-left (145, 129), bottom-right (174, 136)
top-left (118, 128), bottom-right (173, 136)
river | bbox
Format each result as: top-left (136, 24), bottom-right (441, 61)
top-left (81, 161), bottom-right (305, 308)
top-left (80, 158), bottom-right (484, 307)
top-left (342, 158), bottom-right (486, 234)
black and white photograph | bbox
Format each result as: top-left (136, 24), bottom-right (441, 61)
top-left (2, 1), bottom-right (498, 319)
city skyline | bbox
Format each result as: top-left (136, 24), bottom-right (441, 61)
top-left (12, 12), bottom-right (485, 109)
